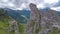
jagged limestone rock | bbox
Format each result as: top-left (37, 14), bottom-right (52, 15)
top-left (24, 3), bottom-right (60, 34)
top-left (24, 3), bottom-right (41, 34)
top-left (39, 10), bottom-right (60, 34)
top-left (8, 18), bottom-right (19, 34)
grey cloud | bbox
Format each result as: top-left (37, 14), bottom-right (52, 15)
top-left (0, 0), bottom-right (60, 11)
top-left (53, 0), bottom-right (60, 7)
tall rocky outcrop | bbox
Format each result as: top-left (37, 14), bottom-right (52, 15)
top-left (24, 3), bottom-right (41, 34)
top-left (24, 3), bottom-right (60, 34)
top-left (8, 17), bottom-right (19, 34)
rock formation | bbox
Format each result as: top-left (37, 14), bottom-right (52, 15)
top-left (8, 17), bottom-right (19, 34)
top-left (24, 3), bottom-right (60, 34)
top-left (24, 3), bottom-right (41, 34)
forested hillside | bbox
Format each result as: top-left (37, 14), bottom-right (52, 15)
top-left (0, 8), bottom-right (11, 34)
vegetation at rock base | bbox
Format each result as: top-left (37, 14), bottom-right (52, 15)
top-left (9, 24), bottom-right (25, 34)
top-left (30, 20), bottom-right (35, 27)
top-left (34, 27), bottom-right (41, 34)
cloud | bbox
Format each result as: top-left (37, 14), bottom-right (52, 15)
top-left (37, 3), bottom-right (46, 9)
top-left (0, 0), bottom-right (60, 11)
top-left (51, 7), bottom-right (60, 11)
top-left (44, 0), bottom-right (59, 4)
top-left (53, 1), bottom-right (60, 7)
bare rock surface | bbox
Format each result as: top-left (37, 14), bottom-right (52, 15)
top-left (24, 3), bottom-right (60, 34)
top-left (8, 18), bottom-right (19, 34)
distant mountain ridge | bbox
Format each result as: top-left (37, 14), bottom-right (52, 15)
top-left (3, 8), bottom-right (60, 23)
top-left (4, 8), bottom-right (30, 23)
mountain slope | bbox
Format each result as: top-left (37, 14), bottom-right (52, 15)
top-left (0, 8), bottom-right (25, 34)
top-left (5, 8), bottom-right (30, 24)
top-left (0, 8), bottom-right (11, 34)
top-left (5, 8), bottom-right (60, 24)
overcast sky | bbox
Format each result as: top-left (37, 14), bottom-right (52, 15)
top-left (0, 0), bottom-right (60, 11)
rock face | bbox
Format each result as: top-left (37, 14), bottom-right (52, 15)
top-left (8, 18), bottom-right (19, 34)
top-left (24, 3), bottom-right (41, 34)
top-left (24, 3), bottom-right (60, 34)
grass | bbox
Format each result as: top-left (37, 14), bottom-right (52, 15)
top-left (34, 27), bottom-right (41, 34)
top-left (0, 29), bottom-right (8, 34)
top-left (29, 20), bottom-right (35, 27)
top-left (19, 24), bottom-right (25, 34)
top-left (0, 14), bottom-right (10, 34)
